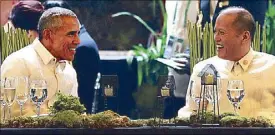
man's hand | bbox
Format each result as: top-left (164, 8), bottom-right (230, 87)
top-left (170, 53), bottom-right (190, 75)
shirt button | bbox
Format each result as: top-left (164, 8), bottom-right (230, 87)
top-left (243, 60), bottom-right (248, 65)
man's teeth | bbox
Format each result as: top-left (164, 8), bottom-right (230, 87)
top-left (70, 48), bottom-right (76, 51)
top-left (216, 45), bottom-right (224, 48)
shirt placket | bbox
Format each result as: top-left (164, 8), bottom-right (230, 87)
top-left (232, 62), bottom-right (242, 76)
top-left (48, 61), bottom-right (61, 108)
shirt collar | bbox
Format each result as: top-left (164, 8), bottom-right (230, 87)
top-left (33, 38), bottom-right (57, 65)
top-left (218, 48), bottom-right (254, 72)
top-left (238, 48), bottom-right (254, 72)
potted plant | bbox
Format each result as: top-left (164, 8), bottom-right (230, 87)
top-left (112, 0), bottom-right (168, 118)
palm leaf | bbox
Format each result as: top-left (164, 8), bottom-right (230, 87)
top-left (112, 12), bottom-right (157, 36)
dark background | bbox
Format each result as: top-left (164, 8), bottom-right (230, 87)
top-left (40, 0), bottom-right (163, 50)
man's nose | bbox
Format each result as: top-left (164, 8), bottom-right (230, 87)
top-left (214, 33), bottom-right (220, 42)
top-left (74, 35), bottom-right (80, 45)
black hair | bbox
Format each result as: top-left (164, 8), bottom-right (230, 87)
top-left (10, 1), bottom-right (44, 31)
top-left (43, 0), bottom-right (72, 10)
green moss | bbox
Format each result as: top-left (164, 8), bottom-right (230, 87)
top-left (51, 110), bottom-right (82, 128)
top-left (50, 92), bottom-right (86, 114)
top-left (247, 116), bottom-right (272, 127)
top-left (220, 116), bottom-right (250, 127)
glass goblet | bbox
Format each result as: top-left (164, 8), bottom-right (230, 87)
top-left (3, 77), bottom-right (17, 119)
top-left (15, 77), bottom-right (29, 116)
top-left (0, 79), bottom-right (7, 121)
top-left (227, 80), bottom-right (245, 115)
top-left (30, 80), bottom-right (47, 117)
top-left (189, 80), bottom-right (203, 109)
top-left (204, 78), bottom-right (222, 110)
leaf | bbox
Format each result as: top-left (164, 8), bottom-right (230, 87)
top-left (137, 59), bottom-right (144, 87)
top-left (114, 0), bottom-right (168, 86)
top-left (112, 12), bottom-right (157, 36)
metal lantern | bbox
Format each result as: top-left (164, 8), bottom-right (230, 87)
top-left (154, 75), bottom-right (176, 126)
top-left (197, 64), bottom-right (220, 123)
top-left (100, 75), bottom-right (119, 113)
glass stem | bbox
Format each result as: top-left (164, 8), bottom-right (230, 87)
top-left (233, 103), bottom-right (239, 115)
top-left (36, 103), bottom-right (41, 117)
top-left (8, 106), bottom-right (11, 119)
top-left (20, 104), bottom-right (23, 116)
top-left (3, 105), bottom-right (6, 121)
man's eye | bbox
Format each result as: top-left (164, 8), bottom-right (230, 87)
top-left (67, 33), bottom-right (74, 37)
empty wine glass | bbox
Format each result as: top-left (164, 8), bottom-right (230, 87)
top-left (15, 77), bottom-right (29, 116)
top-left (227, 80), bottom-right (245, 115)
top-left (30, 80), bottom-right (47, 117)
top-left (205, 78), bottom-right (222, 109)
top-left (3, 77), bottom-right (17, 119)
top-left (189, 80), bottom-right (202, 109)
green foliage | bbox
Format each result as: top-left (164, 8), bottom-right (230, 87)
top-left (50, 92), bottom-right (86, 114)
top-left (220, 116), bottom-right (250, 127)
top-left (220, 115), bottom-right (273, 127)
top-left (51, 110), bottom-right (82, 128)
top-left (247, 116), bottom-right (273, 127)
top-left (112, 0), bottom-right (167, 87)
top-left (1, 111), bottom-right (273, 128)
top-left (187, 21), bottom-right (216, 73)
top-left (1, 26), bottom-right (32, 62)
top-left (112, 0), bottom-right (168, 119)
top-left (219, 112), bottom-right (237, 119)
top-left (265, 0), bottom-right (275, 55)
top-left (0, 110), bottom-right (143, 128)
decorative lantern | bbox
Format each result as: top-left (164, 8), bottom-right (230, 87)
top-left (154, 75), bottom-right (176, 126)
top-left (100, 75), bottom-right (119, 112)
top-left (197, 64), bottom-right (220, 123)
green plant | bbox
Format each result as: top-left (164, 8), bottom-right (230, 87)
top-left (112, 0), bottom-right (167, 87)
top-left (1, 25), bottom-right (31, 62)
top-left (50, 92), bottom-right (86, 114)
top-left (111, 0), bottom-right (168, 119)
top-left (265, 0), bottom-right (275, 55)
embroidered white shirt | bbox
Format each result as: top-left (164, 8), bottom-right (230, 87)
top-left (178, 48), bottom-right (275, 124)
top-left (1, 38), bottom-right (78, 117)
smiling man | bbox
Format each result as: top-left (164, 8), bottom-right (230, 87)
top-left (1, 7), bottom-right (80, 117)
top-left (178, 7), bottom-right (275, 124)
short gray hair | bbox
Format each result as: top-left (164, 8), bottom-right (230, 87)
top-left (37, 7), bottom-right (78, 39)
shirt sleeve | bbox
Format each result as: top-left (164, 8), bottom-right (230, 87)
top-left (1, 54), bottom-right (29, 79)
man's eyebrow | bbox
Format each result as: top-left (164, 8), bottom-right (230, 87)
top-left (67, 31), bottom-right (79, 35)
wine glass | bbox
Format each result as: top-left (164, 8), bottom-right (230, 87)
top-left (189, 80), bottom-right (202, 109)
top-left (3, 77), bottom-right (17, 119)
top-left (205, 77), bottom-right (222, 109)
top-left (30, 80), bottom-right (47, 117)
top-left (0, 79), bottom-right (7, 121)
top-left (15, 77), bottom-right (29, 116)
top-left (227, 80), bottom-right (245, 115)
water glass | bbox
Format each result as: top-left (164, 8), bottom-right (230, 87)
top-left (16, 77), bottom-right (29, 116)
top-left (30, 80), bottom-right (47, 117)
top-left (227, 80), bottom-right (245, 115)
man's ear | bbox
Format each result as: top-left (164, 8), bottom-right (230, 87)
top-left (242, 31), bottom-right (250, 42)
top-left (42, 29), bottom-right (52, 40)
